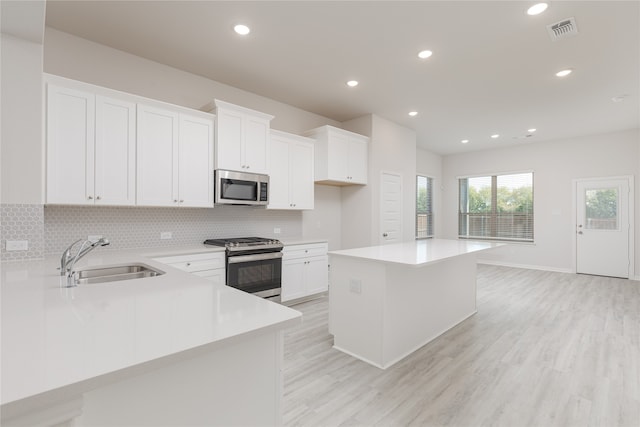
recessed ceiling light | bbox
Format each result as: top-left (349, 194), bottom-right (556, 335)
top-left (346, 80), bottom-right (359, 87)
top-left (527, 3), bottom-right (549, 16)
top-left (418, 50), bottom-right (433, 59)
top-left (461, 139), bottom-right (469, 144)
top-left (491, 134), bottom-right (500, 139)
top-left (528, 128), bottom-right (537, 133)
top-left (408, 111), bottom-right (418, 117)
top-left (234, 24), bottom-right (250, 35)
top-left (556, 69), bottom-right (573, 77)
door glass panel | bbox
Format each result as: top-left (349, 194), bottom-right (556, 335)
top-left (584, 187), bottom-right (618, 230)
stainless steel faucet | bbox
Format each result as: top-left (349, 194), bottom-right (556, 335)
top-left (60, 238), bottom-right (110, 285)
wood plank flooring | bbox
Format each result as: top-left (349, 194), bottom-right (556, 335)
top-left (282, 265), bottom-right (640, 426)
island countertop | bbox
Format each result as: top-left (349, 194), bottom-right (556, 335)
top-left (328, 238), bottom-right (502, 266)
top-left (1, 246), bottom-right (301, 407)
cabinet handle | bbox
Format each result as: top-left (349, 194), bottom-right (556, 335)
top-left (173, 200), bottom-right (178, 203)
top-left (87, 196), bottom-right (93, 200)
top-left (179, 199), bottom-right (184, 203)
top-left (96, 196), bottom-right (101, 200)
top-left (186, 263), bottom-right (191, 267)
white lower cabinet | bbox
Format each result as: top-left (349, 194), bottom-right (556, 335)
top-left (281, 242), bottom-right (328, 302)
top-left (153, 252), bottom-right (225, 285)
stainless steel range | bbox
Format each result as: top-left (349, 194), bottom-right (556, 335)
top-left (204, 237), bottom-right (283, 301)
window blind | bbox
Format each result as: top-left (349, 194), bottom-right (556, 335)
top-left (459, 172), bottom-right (533, 242)
top-left (416, 175), bottom-right (434, 238)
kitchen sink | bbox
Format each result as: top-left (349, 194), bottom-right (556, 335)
top-left (71, 263), bottom-right (165, 285)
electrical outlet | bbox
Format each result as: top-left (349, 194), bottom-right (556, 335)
top-left (349, 279), bottom-right (362, 294)
top-left (88, 235), bottom-right (103, 243)
top-left (273, 228), bottom-right (281, 234)
top-left (6, 240), bottom-right (28, 251)
top-left (160, 232), bottom-right (173, 240)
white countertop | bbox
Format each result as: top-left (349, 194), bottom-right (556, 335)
top-left (328, 239), bottom-right (502, 266)
top-left (1, 245), bottom-right (301, 406)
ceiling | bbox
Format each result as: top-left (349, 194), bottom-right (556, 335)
top-left (45, 1), bottom-right (639, 155)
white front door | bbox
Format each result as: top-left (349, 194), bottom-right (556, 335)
top-left (576, 177), bottom-right (632, 278)
top-left (380, 172), bottom-right (402, 244)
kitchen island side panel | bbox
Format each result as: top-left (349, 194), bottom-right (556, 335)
top-left (329, 257), bottom-right (386, 367)
top-left (329, 251), bottom-right (479, 369)
top-left (382, 253), bottom-right (478, 368)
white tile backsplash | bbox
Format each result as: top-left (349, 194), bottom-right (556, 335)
top-left (43, 205), bottom-right (302, 256)
top-left (1, 204), bottom-right (45, 261)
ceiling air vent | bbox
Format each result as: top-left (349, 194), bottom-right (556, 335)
top-left (547, 17), bottom-right (578, 41)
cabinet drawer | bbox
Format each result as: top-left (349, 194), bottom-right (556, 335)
top-left (283, 242), bottom-right (328, 260)
top-left (153, 252), bottom-right (225, 272)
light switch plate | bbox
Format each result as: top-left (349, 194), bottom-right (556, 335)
top-left (273, 228), bottom-right (281, 234)
top-left (6, 240), bottom-right (29, 251)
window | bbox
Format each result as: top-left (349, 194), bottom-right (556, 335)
top-left (458, 172), bottom-right (533, 242)
top-left (416, 175), bottom-right (433, 238)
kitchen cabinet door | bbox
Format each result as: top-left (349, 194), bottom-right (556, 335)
top-left (215, 109), bottom-right (243, 172)
top-left (305, 125), bottom-right (368, 186)
top-left (281, 258), bottom-right (306, 302)
top-left (213, 100), bottom-right (273, 174)
top-left (306, 256), bottom-right (329, 295)
top-left (46, 85), bottom-right (95, 204)
top-left (290, 140), bottom-right (315, 209)
top-left (94, 96), bottom-right (136, 205)
top-left (243, 116), bottom-right (270, 174)
top-left (281, 242), bottom-right (328, 302)
top-left (136, 104), bottom-right (179, 206)
top-left (267, 130), bottom-right (314, 210)
top-left (178, 114), bottom-right (214, 207)
top-left (347, 135), bottom-right (368, 184)
top-left (326, 131), bottom-right (350, 182)
top-left (266, 134), bottom-right (291, 209)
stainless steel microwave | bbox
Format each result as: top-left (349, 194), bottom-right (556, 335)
top-left (214, 169), bottom-right (269, 206)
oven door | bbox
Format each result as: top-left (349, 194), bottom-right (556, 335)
top-left (227, 252), bottom-right (282, 299)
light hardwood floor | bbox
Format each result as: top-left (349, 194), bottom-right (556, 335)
top-left (282, 265), bottom-right (640, 426)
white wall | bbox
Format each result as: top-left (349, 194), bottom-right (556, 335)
top-left (43, 28), bottom-right (339, 135)
top-left (301, 184), bottom-right (342, 251)
top-left (341, 114), bottom-right (417, 248)
top-left (0, 34), bottom-right (44, 204)
top-left (442, 129), bottom-right (640, 273)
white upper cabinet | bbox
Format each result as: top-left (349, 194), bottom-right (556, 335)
top-left (210, 99), bottom-right (273, 174)
top-left (46, 84), bottom-right (136, 205)
top-left (303, 125), bottom-right (369, 185)
top-left (178, 115), bottom-right (215, 207)
top-left (267, 130), bottom-right (314, 210)
top-left (136, 105), bottom-right (179, 207)
top-left (137, 104), bottom-right (214, 207)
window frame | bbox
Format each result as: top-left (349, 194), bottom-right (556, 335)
top-left (458, 170), bottom-right (534, 243)
top-left (416, 174), bottom-right (434, 239)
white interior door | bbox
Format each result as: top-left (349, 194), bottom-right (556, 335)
top-left (576, 177), bottom-right (631, 278)
top-left (380, 172), bottom-right (402, 244)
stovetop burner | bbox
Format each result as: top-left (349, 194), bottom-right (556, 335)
top-left (203, 237), bottom-right (283, 250)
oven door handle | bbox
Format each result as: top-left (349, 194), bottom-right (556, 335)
top-left (227, 252), bottom-right (283, 264)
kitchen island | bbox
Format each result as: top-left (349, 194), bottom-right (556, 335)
top-left (1, 246), bottom-right (301, 426)
top-left (328, 239), bottom-right (501, 369)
